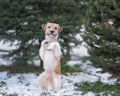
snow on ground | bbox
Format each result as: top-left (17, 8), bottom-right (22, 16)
top-left (0, 40), bottom-right (40, 66)
top-left (0, 36), bottom-right (118, 96)
top-left (0, 40), bottom-right (20, 65)
top-left (0, 66), bottom-right (117, 96)
top-left (0, 72), bottom-right (81, 96)
top-left (68, 42), bottom-right (117, 85)
top-left (0, 42), bottom-right (117, 96)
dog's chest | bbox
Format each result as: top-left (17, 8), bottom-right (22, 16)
top-left (44, 42), bottom-right (56, 53)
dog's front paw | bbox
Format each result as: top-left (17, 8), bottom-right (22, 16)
top-left (41, 41), bottom-right (48, 46)
top-left (47, 49), bottom-right (52, 51)
top-left (44, 41), bottom-right (48, 44)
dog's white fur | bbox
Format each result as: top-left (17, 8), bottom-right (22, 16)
top-left (38, 22), bottom-right (62, 91)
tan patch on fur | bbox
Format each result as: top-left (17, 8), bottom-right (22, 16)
top-left (55, 59), bottom-right (61, 75)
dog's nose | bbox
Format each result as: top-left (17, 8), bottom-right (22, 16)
top-left (50, 30), bottom-right (54, 34)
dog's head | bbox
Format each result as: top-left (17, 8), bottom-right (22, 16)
top-left (42, 22), bottom-right (62, 38)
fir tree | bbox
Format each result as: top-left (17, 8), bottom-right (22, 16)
top-left (0, 0), bottom-right (86, 66)
top-left (82, 0), bottom-right (120, 78)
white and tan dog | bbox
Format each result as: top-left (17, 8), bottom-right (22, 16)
top-left (38, 22), bottom-right (62, 91)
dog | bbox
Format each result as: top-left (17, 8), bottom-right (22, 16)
top-left (38, 22), bottom-right (62, 91)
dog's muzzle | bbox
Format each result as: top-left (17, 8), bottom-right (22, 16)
top-left (50, 30), bottom-right (54, 34)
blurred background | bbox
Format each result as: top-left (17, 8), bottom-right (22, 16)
top-left (0, 0), bottom-right (120, 80)
top-left (0, 0), bottom-right (120, 95)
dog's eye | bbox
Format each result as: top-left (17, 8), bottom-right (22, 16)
top-left (54, 27), bottom-right (58, 30)
top-left (48, 26), bottom-right (50, 28)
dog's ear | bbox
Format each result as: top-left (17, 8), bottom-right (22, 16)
top-left (41, 24), bottom-right (47, 31)
top-left (58, 24), bottom-right (63, 32)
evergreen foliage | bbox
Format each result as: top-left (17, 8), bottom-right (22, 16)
top-left (0, 0), bottom-right (86, 65)
top-left (75, 81), bottom-right (120, 95)
top-left (82, 0), bottom-right (120, 77)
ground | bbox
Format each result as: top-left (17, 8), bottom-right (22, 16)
top-left (0, 61), bottom-right (117, 96)
top-left (0, 41), bottom-right (118, 96)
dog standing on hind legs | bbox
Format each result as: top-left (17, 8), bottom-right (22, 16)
top-left (38, 22), bottom-right (63, 91)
